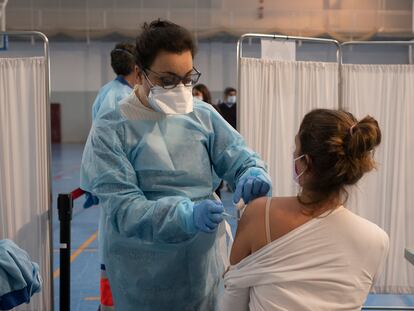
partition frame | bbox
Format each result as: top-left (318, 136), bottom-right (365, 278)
top-left (341, 40), bottom-right (414, 65)
top-left (0, 30), bottom-right (53, 311)
top-left (236, 33), bottom-right (342, 130)
top-left (236, 34), bottom-right (414, 310)
top-left (340, 40), bottom-right (414, 310)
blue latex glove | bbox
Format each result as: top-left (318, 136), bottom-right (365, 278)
top-left (233, 175), bottom-right (271, 204)
top-left (193, 200), bottom-right (224, 233)
top-left (83, 192), bottom-right (99, 209)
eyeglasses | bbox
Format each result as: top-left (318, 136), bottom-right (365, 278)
top-left (142, 67), bottom-right (201, 89)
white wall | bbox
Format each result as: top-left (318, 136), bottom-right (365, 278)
top-left (3, 39), bottom-right (411, 142)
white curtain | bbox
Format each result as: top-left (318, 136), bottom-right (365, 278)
top-left (240, 57), bottom-right (338, 196)
top-left (342, 64), bottom-right (414, 293)
top-left (0, 57), bottom-right (52, 310)
top-left (240, 57), bottom-right (414, 293)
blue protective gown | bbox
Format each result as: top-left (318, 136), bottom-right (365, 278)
top-left (89, 75), bottom-right (133, 264)
top-left (92, 76), bottom-right (133, 121)
top-left (0, 240), bottom-right (42, 310)
top-left (80, 92), bottom-right (270, 310)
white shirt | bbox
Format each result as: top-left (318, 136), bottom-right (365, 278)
top-left (220, 206), bottom-right (389, 311)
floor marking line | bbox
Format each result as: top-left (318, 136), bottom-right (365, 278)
top-left (53, 230), bottom-right (98, 279)
top-left (84, 296), bottom-right (100, 301)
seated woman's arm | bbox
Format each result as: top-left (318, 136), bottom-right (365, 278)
top-left (230, 198), bottom-right (266, 265)
top-left (221, 198), bottom-right (266, 311)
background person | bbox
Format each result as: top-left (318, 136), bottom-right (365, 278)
top-left (217, 87), bottom-right (237, 130)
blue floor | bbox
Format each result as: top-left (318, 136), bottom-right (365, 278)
top-left (52, 144), bottom-right (414, 310)
top-left (52, 144), bottom-right (100, 311)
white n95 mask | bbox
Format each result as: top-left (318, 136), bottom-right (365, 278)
top-left (148, 84), bottom-right (194, 115)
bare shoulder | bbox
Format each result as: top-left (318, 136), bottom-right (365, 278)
top-left (239, 197), bottom-right (269, 223)
top-left (230, 196), bottom-right (300, 264)
top-left (240, 196), bottom-right (291, 223)
top-left (229, 197), bottom-right (269, 265)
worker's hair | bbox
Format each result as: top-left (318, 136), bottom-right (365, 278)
top-left (110, 43), bottom-right (136, 76)
top-left (224, 87), bottom-right (236, 96)
top-left (298, 109), bottom-right (381, 204)
top-left (193, 84), bottom-right (212, 105)
top-left (135, 19), bottom-right (196, 69)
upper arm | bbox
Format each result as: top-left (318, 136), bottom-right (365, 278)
top-left (230, 197), bottom-right (267, 265)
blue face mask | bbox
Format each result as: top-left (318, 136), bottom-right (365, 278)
top-left (293, 154), bottom-right (306, 184)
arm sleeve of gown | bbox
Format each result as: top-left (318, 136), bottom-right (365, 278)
top-left (0, 240), bottom-right (42, 310)
top-left (207, 107), bottom-right (271, 190)
top-left (92, 88), bottom-right (122, 122)
top-left (91, 92), bottom-right (102, 121)
top-left (220, 286), bottom-right (250, 311)
top-left (80, 118), bottom-right (197, 243)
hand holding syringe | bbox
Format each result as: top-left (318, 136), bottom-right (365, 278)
top-left (213, 193), bottom-right (245, 221)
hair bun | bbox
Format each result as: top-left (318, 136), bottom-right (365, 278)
top-left (346, 116), bottom-right (381, 158)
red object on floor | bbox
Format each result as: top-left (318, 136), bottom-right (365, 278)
top-left (100, 277), bottom-right (114, 306)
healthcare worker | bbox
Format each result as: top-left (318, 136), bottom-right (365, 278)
top-left (84, 42), bottom-right (138, 208)
top-left (83, 42), bottom-right (138, 311)
top-left (81, 19), bottom-right (272, 310)
top-left (91, 42), bottom-right (138, 120)
top-left (0, 240), bottom-right (42, 310)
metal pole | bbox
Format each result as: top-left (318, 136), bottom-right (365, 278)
top-left (0, 0), bottom-right (8, 32)
top-left (362, 307), bottom-right (414, 310)
top-left (0, 31), bottom-right (53, 311)
top-left (337, 44), bottom-right (343, 110)
top-left (341, 41), bottom-right (414, 67)
top-left (341, 41), bottom-right (414, 47)
top-left (340, 40), bottom-right (414, 111)
top-left (238, 33), bottom-right (341, 45)
top-left (58, 194), bottom-right (73, 311)
top-left (236, 35), bottom-right (243, 132)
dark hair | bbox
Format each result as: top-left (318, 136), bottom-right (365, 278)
top-left (224, 87), bottom-right (236, 96)
top-left (193, 84), bottom-right (212, 104)
top-left (135, 19), bottom-right (196, 69)
top-left (110, 43), bottom-right (136, 76)
top-left (298, 109), bottom-right (381, 204)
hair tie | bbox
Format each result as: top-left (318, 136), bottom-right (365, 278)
top-left (349, 124), bottom-right (357, 136)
